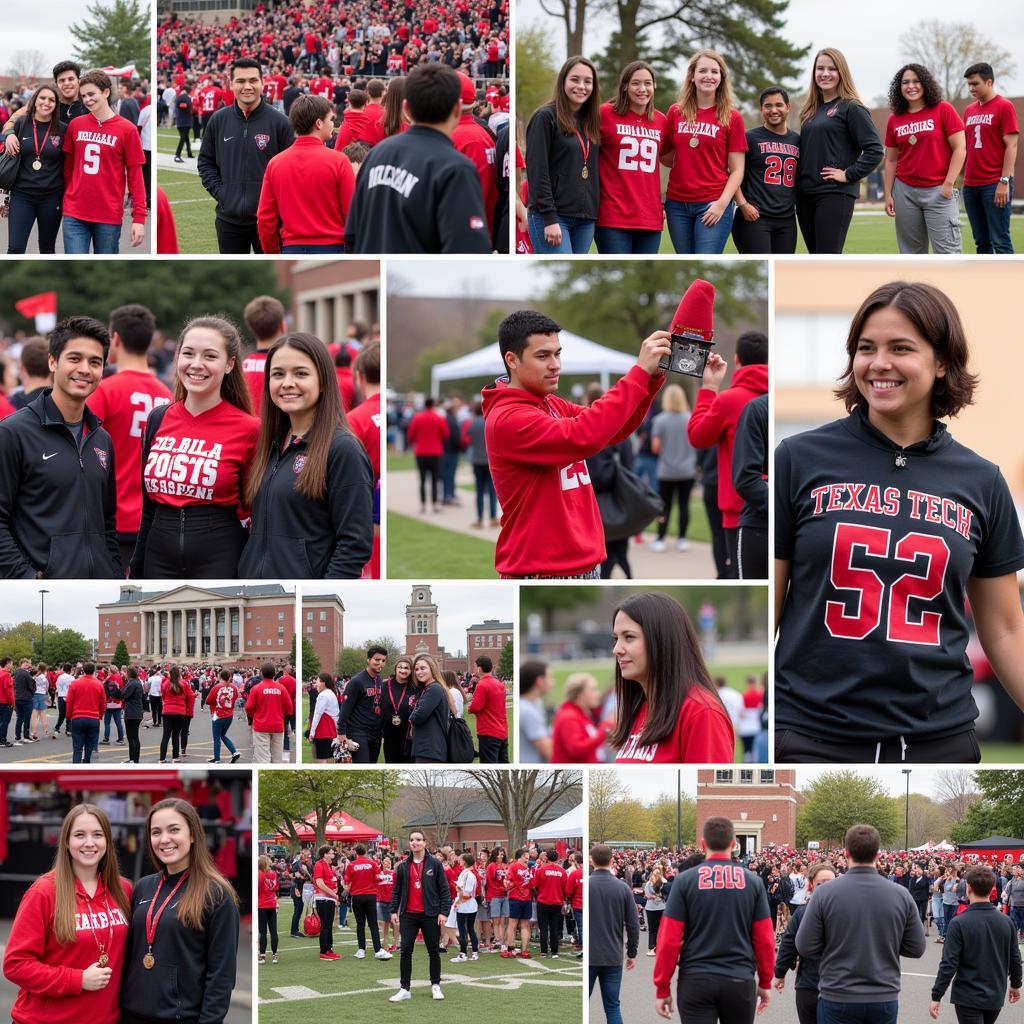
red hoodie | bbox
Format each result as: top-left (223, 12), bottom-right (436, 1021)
top-left (468, 673), bottom-right (507, 739)
top-left (5, 872), bottom-right (133, 1024)
top-left (160, 677), bottom-right (188, 716)
top-left (686, 363), bottom-right (769, 529)
top-left (565, 867), bottom-right (583, 910)
top-left (482, 365), bottom-right (664, 577)
top-left (407, 409), bottom-right (449, 457)
top-left (66, 676), bottom-right (106, 721)
top-left (0, 668), bottom-right (14, 705)
top-left (551, 700), bottom-right (607, 763)
top-left (246, 678), bottom-right (295, 732)
top-left (531, 862), bottom-right (567, 905)
top-left (334, 108), bottom-right (383, 149)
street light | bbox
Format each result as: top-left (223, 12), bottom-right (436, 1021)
top-left (39, 589), bottom-right (49, 660)
top-left (902, 769), bottom-right (912, 853)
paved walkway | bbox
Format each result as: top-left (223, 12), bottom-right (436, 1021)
top-left (0, 201), bottom-right (153, 254)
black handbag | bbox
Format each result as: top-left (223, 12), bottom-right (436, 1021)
top-left (596, 451), bottom-right (664, 542)
top-left (0, 149), bottom-right (20, 190)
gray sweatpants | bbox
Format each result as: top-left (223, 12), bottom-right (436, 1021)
top-left (893, 178), bottom-right (962, 254)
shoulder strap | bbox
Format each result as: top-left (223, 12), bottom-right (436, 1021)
top-left (143, 401), bottom-right (172, 463)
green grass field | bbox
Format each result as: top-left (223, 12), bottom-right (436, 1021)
top-left (257, 911), bottom-right (582, 1024)
top-left (157, 128), bottom-right (220, 252)
top-left (387, 510), bottom-right (497, 578)
top-left (981, 742), bottom-right (1023, 764)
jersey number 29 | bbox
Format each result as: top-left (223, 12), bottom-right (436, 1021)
top-left (618, 137), bottom-right (658, 173)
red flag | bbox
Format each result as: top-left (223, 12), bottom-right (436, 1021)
top-left (14, 292), bottom-right (57, 319)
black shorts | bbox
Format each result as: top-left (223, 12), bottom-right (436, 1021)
top-left (775, 728), bottom-right (980, 764)
top-left (313, 737), bottom-right (335, 759)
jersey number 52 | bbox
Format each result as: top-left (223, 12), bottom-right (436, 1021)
top-left (825, 522), bottom-right (950, 645)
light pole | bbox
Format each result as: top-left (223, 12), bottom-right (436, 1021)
top-left (902, 769), bottom-right (912, 853)
top-left (39, 589), bottom-right (49, 660)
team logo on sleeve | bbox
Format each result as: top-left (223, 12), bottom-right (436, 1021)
top-left (293, 455), bottom-right (307, 473)
top-left (93, 448), bottom-right (108, 471)
top-left (254, 133), bottom-right (270, 150)
top-left (470, 216), bottom-right (485, 230)
top-left (51, 136), bottom-right (61, 148)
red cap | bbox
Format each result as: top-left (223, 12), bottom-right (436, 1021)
top-left (670, 279), bottom-right (715, 340)
top-left (457, 73), bottom-right (477, 106)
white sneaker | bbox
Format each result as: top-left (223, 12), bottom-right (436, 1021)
top-left (450, 953), bottom-right (468, 963)
top-left (375, 949), bottom-right (393, 960)
top-left (650, 540), bottom-right (666, 552)
top-left (469, 952), bottom-right (479, 961)
top-left (389, 989), bottom-right (412, 1002)
top-left (551, 953), bottom-right (559, 959)
top-left (354, 948), bottom-right (365, 959)
top-left (676, 538), bottom-right (689, 551)
top-left (431, 985), bottom-right (444, 1000)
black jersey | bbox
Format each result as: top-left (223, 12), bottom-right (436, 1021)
top-left (741, 125), bottom-right (800, 217)
top-left (337, 668), bottom-right (384, 739)
top-left (343, 125), bottom-right (491, 253)
top-left (775, 408), bottom-right (1024, 744)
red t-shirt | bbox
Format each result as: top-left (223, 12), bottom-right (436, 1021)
top-left (245, 678), bottom-right (295, 733)
top-left (242, 349), bottom-right (268, 416)
top-left (160, 677), bottom-right (189, 716)
top-left (347, 392), bottom-right (381, 478)
top-left (407, 409), bottom-right (449, 457)
top-left (486, 862), bottom-right (507, 896)
top-left (468, 673), bottom-right (507, 739)
top-left (334, 366), bottom-right (355, 411)
top-left (663, 105), bottom-right (747, 202)
top-left (199, 86), bottom-right (220, 113)
top-left (311, 76), bottom-right (334, 99)
top-left (962, 94), bottom-right (1020, 186)
top-left (444, 864), bottom-right (459, 898)
top-left (63, 112), bottom-right (147, 225)
top-left (598, 103), bottom-right (667, 230)
top-left (614, 686), bottom-right (734, 763)
top-left (156, 187), bottom-right (178, 254)
top-left (345, 856), bottom-right (379, 895)
top-left (506, 861), bottom-right (533, 901)
top-left (407, 858), bottom-right (425, 913)
top-left (314, 859), bottom-right (338, 899)
top-left (566, 867), bottom-right (583, 910)
top-left (143, 399), bottom-right (259, 509)
top-left (885, 102), bottom-right (964, 187)
top-left (452, 114), bottom-right (499, 231)
top-left (66, 675), bottom-right (105, 720)
top-left (88, 370), bottom-right (173, 534)
top-left (376, 868), bottom-right (394, 902)
top-left (206, 681), bottom-right (240, 719)
top-left (258, 869), bottom-right (279, 908)
top-left (532, 863), bottom-right (567, 905)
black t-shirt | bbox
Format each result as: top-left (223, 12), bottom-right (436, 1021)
top-left (775, 408), bottom-right (1024, 742)
top-left (337, 668), bottom-right (383, 739)
top-left (4, 117), bottom-right (65, 197)
top-left (741, 125), bottom-right (800, 217)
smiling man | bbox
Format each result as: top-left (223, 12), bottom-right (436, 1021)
top-left (0, 316), bottom-right (120, 578)
top-left (482, 310), bottom-right (669, 578)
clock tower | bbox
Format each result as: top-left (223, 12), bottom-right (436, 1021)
top-left (405, 585), bottom-right (440, 657)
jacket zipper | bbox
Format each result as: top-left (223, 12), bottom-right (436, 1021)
top-left (179, 507), bottom-right (186, 569)
top-left (61, 422), bottom-right (95, 578)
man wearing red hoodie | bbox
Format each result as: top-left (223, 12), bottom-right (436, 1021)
top-left (334, 89), bottom-right (383, 150)
top-left (686, 331), bottom-right (769, 578)
top-left (66, 662), bottom-right (106, 763)
top-left (483, 310), bottom-right (668, 578)
top-left (467, 655), bottom-right (507, 762)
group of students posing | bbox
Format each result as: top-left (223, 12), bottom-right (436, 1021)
top-left (524, 50), bottom-right (1017, 254)
top-left (0, 298), bottom-right (378, 579)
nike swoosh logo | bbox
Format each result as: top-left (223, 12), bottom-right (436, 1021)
top-left (42, 453), bottom-right (58, 460)
top-left (138, 899), bottom-right (151, 905)
top-left (223, 137), bottom-right (234, 141)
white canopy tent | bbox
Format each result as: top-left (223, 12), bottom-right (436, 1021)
top-left (528, 804), bottom-right (583, 841)
top-left (430, 330), bottom-right (636, 398)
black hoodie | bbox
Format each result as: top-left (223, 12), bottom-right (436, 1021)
top-left (775, 407), bottom-right (1024, 744)
top-left (0, 389), bottom-right (120, 578)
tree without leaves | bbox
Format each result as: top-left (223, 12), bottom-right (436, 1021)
top-left (590, 769), bottom-right (627, 842)
top-left (796, 770), bottom-right (899, 851)
top-left (70, 0), bottom-right (152, 79)
top-left (905, 792), bottom-right (954, 849)
top-left (537, 0), bottom-right (586, 63)
top-left (405, 771), bottom-right (479, 847)
top-left (7, 50), bottom-right (46, 80)
top-left (468, 769), bottom-right (582, 850)
top-left (933, 770), bottom-right (980, 825)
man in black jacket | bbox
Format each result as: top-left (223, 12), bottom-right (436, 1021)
top-left (732, 392), bottom-right (767, 580)
top-left (198, 58), bottom-right (295, 254)
top-left (0, 317), bottom-right (120, 579)
top-left (389, 831), bottom-right (451, 1002)
top-left (337, 645), bottom-right (388, 762)
top-left (12, 659), bottom-right (35, 745)
top-left (931, 864), bottom-right (1022, 1022)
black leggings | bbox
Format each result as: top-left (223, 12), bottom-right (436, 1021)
top-left (181, 715), bottom-right (192, 751)
top-left (731, 212), bottom-right (798, 254)
top-left (796, 192), bottom-right (856, 254)
top-left (352, 893), bottom-right (380, 951)
top-left (738, 526), bottom-right (768, 580)
top-left (416, 455), bottom-right (441, 506)
top-left (175, 126), bottom-right (193, 158)
top-left (795, 987), bottom-right (818, 1024)
top-left (7, 190), bottom-right (62, 254)
top-left (125, 718), bottom-right (142, 762)
top-left (677, 972), bottom-right (757, 1024)
top-left (457, 910), bottom-right (478, 954)
top-left (600, 538), bottom-right (631, 579)
top-left (149, 694), bottom-right (162, 726)
top-left (702, 477), bottom-right (729, 579)
top-left (954, 1009), bottom-right (1001, 1024)
top-left (316, 899), bottom-right (336, 953)
top-left (399, 912), bottom-right (441, 988)
top-left (141, 505), bottom-right (246, 578)
top-left (657, 478), bottom-right (695, 540)
top-left (382, 727), bottom-right (409, 764)
top-left (646, 908), bottom-right (662, 950)
top-left (258, 907), bottom-right (278, 954)
top-left (537, 902), bottom-right (563, 955)
top-left (55, 696), bottom-right (69, 734)
top-left (160, 714), bottom-right (185, 760)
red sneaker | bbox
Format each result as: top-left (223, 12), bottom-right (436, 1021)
top-left (500, 950), bottom-right (513, 958)
top-left (519, 951), bottom-right (531, 959)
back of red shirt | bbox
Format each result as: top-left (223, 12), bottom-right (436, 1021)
top-left (347, 392), bottom-right (381, 477)
top-left (533, 863), bottom-right (567, 904)
top-left (243, 349), bottom-right (268, 416)
top-left (453, 115), bottom-right (498, 232)
top-left (468, 674), bottom-right (507, 738)
top-left (246, 678), bottom-right (295, 732)
top-left (345, 856), bottom-right (378, 895)
top-left (407, 409), bottom-right (449, 457)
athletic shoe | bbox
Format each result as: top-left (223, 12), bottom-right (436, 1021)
top-left (389, 989), bottom-right (412, 1002)
top-left (174, 156), bottom-right (184, 162)
top-left (650, 540), bottom-right (666, 552)
top-left (551, 954), bottom-right (559, 959)
top-left (354, 949), bottom-right (365, 959)
top-left (431, 985), bottom-right (444, 1000)
top-left (519, 951), bottom-right (531, 959)
top-left (116, 739), bottom-right (125, 744)
top-left (389, 943), bottom-right (399, 952)
top-left (574, 950), bottom-right (583, 959)
top-left (258, 954), bottom-right (266, 964)
top-left (319, 952), bottom-right (336, 961)
top-left (540, 952), bottom-right (549, 958)
top-left (469, 952), bottom-right (479, 961)
top-left (230, 752), bottom-right (242, 763)
top-left (646, 950), bottom-right (656, 957)
top-left (207, 758), bottom-right (221, 763)
top-left (676, 538), bottom-right (689, 551)
top-left (272, 953), bottom-right (279, 964)
top-left (450, 953), bottom-right (468, 963)
top-left (290, 932), bottom-right (303, 938)
top-left (51, 734), bottom-right (57, 740)
top-left (325, 951), bottom-right (342, 960)
top-left (375, 949), bottom-right (393, 960)
top-left (500, 950), bottom-right (514, 958)
top-left (13, 740), bottom-right (23, 746)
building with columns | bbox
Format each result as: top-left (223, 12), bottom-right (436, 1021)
top-left (96, 584), bottom-right (295, 669)
top-left (466, 619), bottom-right (513, 675)
top-left (696, 769), bottom-right (799, 856)
top-left (301, 593), bottom-right (346, 676)
top-left (273, 260), bottom-right (379, 344)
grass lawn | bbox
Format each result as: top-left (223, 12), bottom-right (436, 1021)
top-left (388, 450), bottom-right (416, 473)
top-left (257, 913), bottom-right (582, 1024)
top-left (387, 510), bottom-right (497, 578)
top-left (980, 742), bottom-right (1024, 763)
top-left (157, 129), bottom-right (219, 252)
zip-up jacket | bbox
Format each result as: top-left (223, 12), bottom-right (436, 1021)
top-left (0, 390), bottom-right (120, 578)
top-left (390, 852), bottom-right (451, 917)
top-left (121, 869), bottom-right (239, 1024)
top-left (197, 100), bottom-right (295, 226)
top-left (932, 901), bottom-right (1022, 1010)
top-left (525, 103), bottom-right (599, 225)
top-left (337, 669), bottom-right (383, 740)
top-left (733, 393), bottom-right (768, 530)
top-left (589, 868), bottom-right (639, 966)
top-left (121, 678), bottom-right (145, 720)
top-left (238, 429), bottom-right (373, 579)
top-left (797, 99), bottom-right (883, 198)
top-left (774, 902), bottom-right (821, 991)
top-left (408, 682), bottom-right (449, 761)
top-left (13, 668), bottom-right (34, 702)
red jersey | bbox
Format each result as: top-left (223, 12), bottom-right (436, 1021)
top-left (265, 76), bottom-right (287, 103)
top-left (206, 681), bottom-right (240, 719)
top-left (962, 93), bottom-right (1019, 186)
top-left (885, 102), bottom-right (964, 187)
top-left (452, 114), bottom-right (499, 231)
top-left (0, 393), bottom-right (16, 420)
top-left (198, 85), bottom-right (220, 114)
top-left (506, 861), bottom-right (533, 901)
top-left (486, 862), bottom-right (508, 896)
top-left (313, 859), bottom-right (338, 898)
top-left (407, 408), bottom-right (449, 457)
top-left (160, 677), bottom-right (189, 716)
top-left (245, 678), bottom-right (295, 732)
top-left (565, 867), bottom-right (583, 910)
top-left (5, 873), bottom-right (132, 1024)
top-left (143, 399), bottom-right (259, 509)
top-left (310, 76), bottom-right (333, 100)
top-left (347, 392), bottom-right (381, 478)
top-left (482, 366), bottom-right (663, 577)
top-left (376, 868), bottom-right (395, 902)
top-left (345, 856), bottom-right (379, 895)
top-left (87, 370), bottom-right (172, 534)
top-left (407, 858), bottom-right (425, 913)
top-left (663, 105), bottom-right (747, 203)
top-left (334, 108), bottom-right (384, 150)
top-left (468, 673), bottom-right (507, 739)
top-left (597, 103), bottom-right (668, 230)
top-left (551, 700), bottom-right (607, 763)
top-left (532, 863), bottom-right (567, 905)
top-left (156, 187), bottom-right (178, 254)
top-left (334, 366), bottom-right (355, 411)
top-left (63, 112), bottom-right (147, 226)
top-left (258, 869), bottom-right (279, 909)
top-left (445, 864), bottom-right (459, 899)
top-left (66, 675), bottom-right (105, 720)
top-left (614, 686), bottom-right (734, 763)
top-left (242, 349), bottom-right (268, 416)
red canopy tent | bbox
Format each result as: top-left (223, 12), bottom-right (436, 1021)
top-left (279, 810), bottom-right (378, 843)
top-left (958, 835), bottom-right (1024, 864)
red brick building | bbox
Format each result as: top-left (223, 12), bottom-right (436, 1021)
top-left (404, 585), bottom-right (466, 674)
top-left (696, 769), bottom-right (798, 856)
top-left (466, 619), bottom-right (513, 676)
top-left (96, 584), bottom-right (295, 670)
top-left (273, 260), bottom-right (380, 344)
top-left (301, 594), bottom-right (346, 676)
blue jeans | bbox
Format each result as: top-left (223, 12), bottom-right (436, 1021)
top-left (594, 226), bottom-right (662, 253)
top-left (589, 965), bottom-right (624, 1024)
top-left (0, 703), bottom-right (11, 743)
top-left (441, 452), bottom-right (458, 503)
top-left (573, 908), bottom-right (583, 946)
top-left (63, 216), bottom-right (122, 254)
top-left (71, 718), bottom-right (100, 763)
top-left (473, 463), bottom-right (497, 520)
top-left (664, 199), bottom-right (735, 253)
top-left (212, 715), bottom-right (237, 760)
top-left (818, 999), bottom-right (898, 1024)
top-left (1010, 905), bottom-right (1024, 937)
top-left (14, 699), bottom-right (32, 741)
top-left (527, 212), bottom-right (595, 253)
top-left (963, 179), bottom-right (1014, 253)
top-left (633, 453), bottom-right (658, 493)
top-left (103, 708), bottom-right (124, 742)
top-left (282, 243), bottom-right (345, 253)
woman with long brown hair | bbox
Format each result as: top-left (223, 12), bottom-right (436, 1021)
top-left (121, 798), bottom-right (240, 1023)
top-left (158, 665), bottom-right (189, 764)
top-left (238, 332), bottom-right (373, 579)
top-left (130, 315), bottom-right (259, 578)
top-left (408, 653), bottom-right (457, 763)
top-left (381, 655), bottom-right (415, 763)
top-left (3, 803), bottom-right (133, 1023)
top-left (525, 55), bottom-right (601, 253)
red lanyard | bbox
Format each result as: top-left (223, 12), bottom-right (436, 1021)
top-left (32, 120), bottom-right (52, 165)
top-left (82, 886), bottom-right (115, 966)
top-left (575, 130), bottom-right (591, 166)
top-left (143, 870), bottom-right (189, 967)
top-left (387, 678), bottom-right (408, 714)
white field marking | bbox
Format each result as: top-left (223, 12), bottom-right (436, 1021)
top-left (168, 198), bottom-right (216, 205)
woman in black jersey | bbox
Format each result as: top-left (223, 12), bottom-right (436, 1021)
top-left (238, 332), bottom-right (373, 579)
top-left (2, 85), bottom-right (65, 254)
top-left (775, 281), bottom-right (1024, 763)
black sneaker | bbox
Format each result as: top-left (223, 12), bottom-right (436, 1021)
top-left (230, 752), bottom-right (242, 763)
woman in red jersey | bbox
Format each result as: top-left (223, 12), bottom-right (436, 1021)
top-left (131, 316), bottom-right (258, 578)
top-left (3, 804), bottom-right (133, 1024)
top-left (257, 854), bottom-right (280, 965)
top-left (608, 592), bottom-right (734, 763)
top-left (883, 63), bottom-right (965, 254)
top-left (661, 49), bottom-right (746, 254)
top-left (206, 667), bottom-right (242, 764)
top-left (596, 61), bottom-right (667, 254)
top-left (551, 672), bottom-right (608, 762)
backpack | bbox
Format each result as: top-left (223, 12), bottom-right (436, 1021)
top-left (446, 714), bottom-right (475, 763)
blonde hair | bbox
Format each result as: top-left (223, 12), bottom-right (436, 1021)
top-left (800, 48), bottom-right (863, 125)
top-left (661, 384), bottom-right (688, 413)
top-left (258, 855), bottom-right (271, 871)
top-left (413, 653), bottom-right (457, 714)
top-left (677, 50), bottom-right (735, 127)
top-left (565, 672), bottom-right (596, 703)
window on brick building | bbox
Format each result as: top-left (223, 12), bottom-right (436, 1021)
top-left (759, 770), bottom-right (775, 785)
top-left (320, 611), bottom-right (326, 621)
top-left (714, 769), bottom-right (732, 784)
top-left (739, 770), bottom-right (753, 784)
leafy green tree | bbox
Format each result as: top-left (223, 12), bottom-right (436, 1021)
top-left (0, 621), bottom-right (39, 663)
top-left (337, 646), bottom-right (370, 678)
top-left (498, 641), bottom-right (514, 680)
top-left (70, 0), bottom-right (152, 78)
top-left (796, 771), bottom-right (899, 851)
top-left (516, 24), bottom-right (560, 126)
top-left (38, 628), bottom-right (91, 667)
top-left (590, 769), bottom-right (627, 842)
top-left (113, 640), bottom-right (130, 667)
top-left (949, 771), bottom-right (1024, 844)
top-left (291, 634), bottom-right (320, 680)
top-left (606, 798), bottom-right (651, 842)
top-left (414, 343), bottom-right (457, 395)
top-left (649, 792), bottom-right (697, 847)
top-left (520, 586), bottom-right (600, 633)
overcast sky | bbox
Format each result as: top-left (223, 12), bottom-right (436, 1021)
top-left (2, 5), bottom-right (84, 77)
top-left (388, 260), bottom-right (558, 300)
top-left (308, 584), bottom-right (514, 655)
top-left (518, 0), bottom-right (1024, 100)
